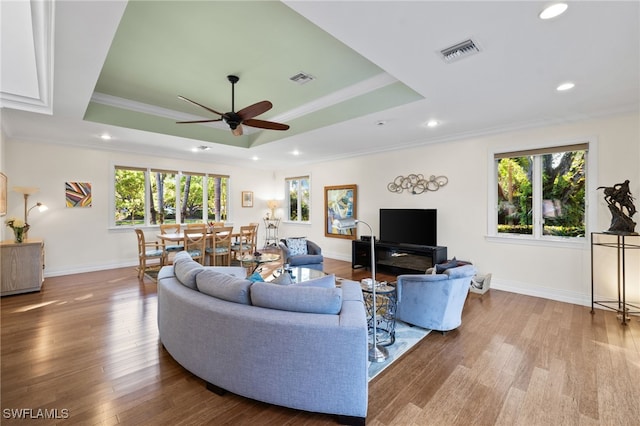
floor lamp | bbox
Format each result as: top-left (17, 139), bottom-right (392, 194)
top-left (13, 186), bottom-right (48, 240)
top-left (333, 217), bottom-right (389, 362)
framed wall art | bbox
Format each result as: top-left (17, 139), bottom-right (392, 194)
top-left (0, 172), bottom-right (6, 216)
top-left (241, 191), bottom-right (253, 208)
top-left (66, 182), bottom-right (92, 208)
top-left (324, 184), bottom-right (357, 239)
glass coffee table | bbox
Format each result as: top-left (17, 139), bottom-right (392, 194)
top-left (268, 266), bottom-right (328, 284)
top-left (236, 253), bottom-right (281, 273)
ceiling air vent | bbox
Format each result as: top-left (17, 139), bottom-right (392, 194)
top-left (289, 72), bottom-right (315, 85)
top-left (439, 39), bottom-right (480, 63)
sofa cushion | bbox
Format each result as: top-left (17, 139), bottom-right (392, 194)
top-left (296, 273), bottom-right (336, 288)
top-left (173, 255), bottom-right (204, 289)
top-left (250, 282), bottom-right (342, 314)
top-left (196, 269), bottom-right (253, 305)
top-left (286, 237), bottom-right (308, 256)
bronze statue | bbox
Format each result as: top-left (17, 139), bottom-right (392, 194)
top-left (598, 180), bottom-right (637, 234)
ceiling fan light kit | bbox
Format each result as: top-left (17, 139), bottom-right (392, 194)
top-left (177, 75), bottom-right (290, 136)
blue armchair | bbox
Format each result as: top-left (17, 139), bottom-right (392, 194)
top-left (395, 264), bottom-right (477, 332)
top-left (278, 238), bottom-right (324, 271)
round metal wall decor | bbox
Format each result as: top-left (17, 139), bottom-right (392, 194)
top-left (387, 174), bottom-right (448, 194)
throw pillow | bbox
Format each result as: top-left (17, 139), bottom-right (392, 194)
top-left (174, 256), bottom-right (204, 289)
top-left (286, 237), bottom-right (308, 256)
top-left (272, 272), bottom-right (293, 285)
top-left (250, 282), bottom-right (342, 314)
top-left (196, 269), bottom-right (253, 305)
top-left (435, 257), bottom-right (458, 274)
top-left (247, 272), bottom-right (265, 282)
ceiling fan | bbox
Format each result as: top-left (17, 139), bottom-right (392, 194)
top-left (176, 75), bottom-right (289, 136)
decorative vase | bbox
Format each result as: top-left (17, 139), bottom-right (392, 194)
top-left (14, 227), bottom-right (25, 243)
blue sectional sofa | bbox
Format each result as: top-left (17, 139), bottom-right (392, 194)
top-left (157, 252), bottom-right (368, 425)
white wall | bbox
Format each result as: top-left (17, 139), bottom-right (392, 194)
top-left (3, 112), bottom-right (639, 307)
top-left (3, 142), bottom-right (274, 276)
top-left (276, 112), bottom-right (640, 307)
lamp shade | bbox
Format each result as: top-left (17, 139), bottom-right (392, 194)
top-left (333, 217), bottom-right (357, 230)
top-left (13, 186), bottom-right (39, 195)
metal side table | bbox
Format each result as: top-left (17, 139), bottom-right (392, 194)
top-left (360, 281), bottom-right (397, 346)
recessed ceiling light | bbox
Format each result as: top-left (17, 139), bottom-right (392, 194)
top-left (539, 3), bottom-right (568, 20)
top-left (556, 82), bottom-right (575, 91)
top-left (292, 150), bottom-right (300, 156)
top-left (100, 134), bottom-right (111, 140)
top-left (425, 120), bottom-right (439, 128)
top-left (375, 120), bottom-right (386, 126)
top-left (251, 156), bottom-right (259, 161)
top-left (192, 145), bottom-right (210, 152)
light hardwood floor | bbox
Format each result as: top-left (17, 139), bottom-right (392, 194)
top-left (1, 258), bottom-right (639, 425)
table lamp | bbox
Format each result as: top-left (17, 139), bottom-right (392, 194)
top-left (333, 217), bottom-right (389, 362)
top-left (267, 200), bottom-right (279, 218)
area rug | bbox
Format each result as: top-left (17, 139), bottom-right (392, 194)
top-left (368, 321), bottom-right (430, 381)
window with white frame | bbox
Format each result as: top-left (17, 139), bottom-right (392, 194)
top-left (285, 175), bottom-right (310, 222)
top-left (114, 166), bottom-right (228, 226)
top-left (492, 143), bottom-right (589, 240)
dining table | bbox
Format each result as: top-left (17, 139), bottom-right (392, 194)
top-left (156, 230), bottom-right (236, 243)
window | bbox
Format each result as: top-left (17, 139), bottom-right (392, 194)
top-left (493, 143), bottom-right (588, 240)
top-left (206, 175), bottom-right (228, 222)
top-left (285, 176), bottom-right (310, 222)
top-left (150, 169), bottom-right (178, 224)
top-left (114, 166), bottom-right (229, 227)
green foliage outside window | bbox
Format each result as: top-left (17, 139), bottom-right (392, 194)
top-left (115, 169), bottom-right (146, 225)
top-left (287, 177), bottom-right (310, 222)
top-left (496, 148), bottom-right (586, 238)
top-left (115, 167), bottom-right (228, 226)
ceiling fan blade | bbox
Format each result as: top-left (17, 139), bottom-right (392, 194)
top-left (237, 100), bottom-right (272, 120)
top-left (176, 118), bottom-right (223, 124)
top-left (178, 95), bottom-right (226, 117)
top-left (243, 118), bottom-right (290, 131)
top-left (232, 125), bottom-right (243, 136)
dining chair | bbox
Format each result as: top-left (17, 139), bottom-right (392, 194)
top-left (159, 223), bottom-right (183, 254)
top-left (231, 225), bottom-right (258, 262)
top-left (249, 222), bottom-right (259, 250)
top-left (135, 228), bottom-right (166, 280)
top-left (186, 223), bottom-right (207, 231)
top-left (183, 228), bottom-right (207, 265)
top-left (206, 226), bottom-right (234, 266)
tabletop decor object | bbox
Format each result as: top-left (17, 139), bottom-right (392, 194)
top-left (597, 179), bottom-right (637, 235)
top-left (5, 217), bottom-right (29, 243)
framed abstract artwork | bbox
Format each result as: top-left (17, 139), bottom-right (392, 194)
top-left (324, 184), bottom-right (357, 239)
top-left (66, 182), bottom-right (92, 208)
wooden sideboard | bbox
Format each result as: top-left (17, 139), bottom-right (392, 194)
top-left (1, 239), bottom-right (45, 296)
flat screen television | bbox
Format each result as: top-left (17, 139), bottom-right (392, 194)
top-left (379, 208), bottom-right (437, 246)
